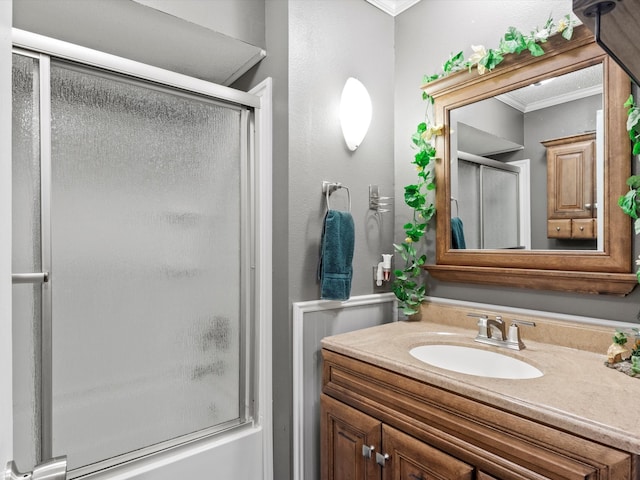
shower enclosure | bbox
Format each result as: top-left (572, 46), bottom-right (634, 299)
top-left (454, 152), bottom-right (523, 249)
top-left (11, 32), bottom-right (271, 480)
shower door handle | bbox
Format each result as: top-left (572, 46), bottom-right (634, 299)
top-left (12, 272), bottom-right (49, 284)
top-left (5, 456), bottom-right (67, 480)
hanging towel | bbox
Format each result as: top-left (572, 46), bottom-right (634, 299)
top-left (451, 217), bottom-right (466, 249)
top-left (318, 209), bottom-right (355, 301)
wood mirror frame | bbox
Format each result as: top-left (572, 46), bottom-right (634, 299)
top-left (423, 25), bottom-right (636, 295)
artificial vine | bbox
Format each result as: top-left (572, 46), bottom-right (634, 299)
top-left (392, 14), bottom-right (576, 316)
top-left (392, 118), bottom-right (438, 316)
top-left (617, 94), bottom-right (640, 281)
top-left (423, 14), bottom-right (575, 86)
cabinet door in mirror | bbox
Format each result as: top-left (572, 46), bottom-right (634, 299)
top-left (423, 25), bottom-right (636, 295)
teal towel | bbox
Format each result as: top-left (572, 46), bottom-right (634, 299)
top-left (451, 216), bottom-right (466, 249)
top-left (318, 209), bottom-right (354, 300)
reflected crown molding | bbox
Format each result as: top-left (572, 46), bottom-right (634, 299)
top-left (366, 0), bottom-right (422, 16)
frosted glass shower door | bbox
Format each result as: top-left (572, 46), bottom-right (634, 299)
top-left (12, 52), bottom-right (43, 472)
top-left (47, 62), bottom-right (248, 471)
top-left (481, 166), bottom-right (520, 249)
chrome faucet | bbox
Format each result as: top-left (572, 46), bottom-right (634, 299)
top-left (486, 315), bottom-right (506, 341)
top-left (467, 313), bottom-right (535, 350)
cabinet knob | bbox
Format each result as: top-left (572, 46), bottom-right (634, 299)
top-left (556, 226), bottom-right (560, 231)
top-left (362, 445), bottom-right (375, 459)
top-left (585, 203), bottom-right (592, 209)
top-left (376, 452), bottom-right (391, 467)
top-left (579, 226), bottom-right (584, 231)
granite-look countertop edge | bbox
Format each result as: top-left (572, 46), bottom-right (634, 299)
top-left (321, 321), bottom-right (640, 455)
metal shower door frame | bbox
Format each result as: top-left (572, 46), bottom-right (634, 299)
top-left (12, 34), bottom-right (260, 476)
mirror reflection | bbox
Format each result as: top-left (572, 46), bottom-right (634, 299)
top-left (449, 63), bottom-right (603, 251)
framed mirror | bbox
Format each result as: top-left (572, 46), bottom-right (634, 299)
top-left (423, 25), bottom-right (636, 295)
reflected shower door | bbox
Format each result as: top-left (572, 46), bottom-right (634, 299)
top-left (481, 166), bottom-right (520, 249)
top-left (19, 59), bottom-right (250, 473)
top-left (457, 160), bottom-right (481, 249)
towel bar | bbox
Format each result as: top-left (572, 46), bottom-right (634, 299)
top-left (322, 181), bottom-right (351, 212)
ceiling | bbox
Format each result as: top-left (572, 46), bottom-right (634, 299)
top-left (496, 64), bottom-right (603, 113)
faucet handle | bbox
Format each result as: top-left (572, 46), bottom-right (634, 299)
top-left (467, 313), bottom-right (489, 339)
top-left (507, 320), bottom-right (536, 350)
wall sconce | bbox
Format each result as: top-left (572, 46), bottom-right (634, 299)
top-left (340, 77), bottom-right (372, 151)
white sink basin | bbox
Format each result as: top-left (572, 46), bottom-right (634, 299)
top-left (409, 344), bottom-right (543, 379)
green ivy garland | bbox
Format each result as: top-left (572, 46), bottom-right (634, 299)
top-left (392, 14), bottom-right (576, 316)
top-left (617, 94), bottom-right (640, 281)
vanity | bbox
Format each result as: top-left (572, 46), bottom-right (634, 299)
top-left (320, 308), bottom-right (640, 479)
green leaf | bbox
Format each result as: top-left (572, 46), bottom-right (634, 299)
top-left (627, 108), bottom-right (640, 132)
top-left (624, 94), bottom-right (635, 109)
top-left (613, 330), bottom-right (628, 345)
top-left (527, 42), bottom-right (545, 57)
top-left (635, 218), bottom-right (640, 235)
top-left (626, 175), bottom-right (640, 189)
top-left (618, 189), bottom-right (639, 219)
top-left (634, 142), bottom-right (640, 156)
top-left (561, 19), bottom-right (574, 40)
top-left (501, 27), bottom-right (527, 54)
top-left (443, 51), bottom-right (464, 74)
top-left (393, 270), bottom-right (407, 281)
top-left (480, 49), bottom-right (504, 71)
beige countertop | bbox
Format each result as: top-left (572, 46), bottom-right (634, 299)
top-left (321, 319), bottom-right (640, 455)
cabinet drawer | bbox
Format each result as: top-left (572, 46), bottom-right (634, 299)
top-left (572, 218), bottom-right (596, 239)
top-left (548, 219), bottom-right (571, 238)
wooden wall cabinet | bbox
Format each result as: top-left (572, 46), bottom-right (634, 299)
top-left (544, 132), bottom-right (597, 240)
top-left (321, 349), bottom-right (636, 480)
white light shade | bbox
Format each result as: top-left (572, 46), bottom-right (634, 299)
top-left (340, 77), bottom-right (372, 151)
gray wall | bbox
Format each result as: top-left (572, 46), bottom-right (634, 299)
top-left (494, 94), bottom-right (602, 250)
top-left (232, 1), bottom-right (291, 478)
top-left (236, 2), bottom-right (395, 480)
top-left (525, 95), bottom-right (601, 250)
top-left (132, 0), bottom-right (266, 48)
top-left (395, 0), bottom-right (640, 323)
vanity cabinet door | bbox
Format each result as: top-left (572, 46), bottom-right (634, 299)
top-left (381, 424), bottom-right (473, 480)
top-left (321, 394), bottom-right (381, 480)
top-left (321, 394), bottom-right (475, 480)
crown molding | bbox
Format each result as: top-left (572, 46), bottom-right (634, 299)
top-left (365, 0), bottom-right (422, 16)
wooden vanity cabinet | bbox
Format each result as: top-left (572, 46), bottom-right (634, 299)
top-left (543, 132), bottom-right (597, 240)
top-left (321, 394), bottom-right (474, 480)
top-left (321, 349), bottom-right (636, 480)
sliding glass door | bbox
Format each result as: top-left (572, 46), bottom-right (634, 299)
top-left (12, 50), bottom-right (255, 476)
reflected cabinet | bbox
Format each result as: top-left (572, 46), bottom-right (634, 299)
top-left (544, 132), bottom-right (597, 241)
